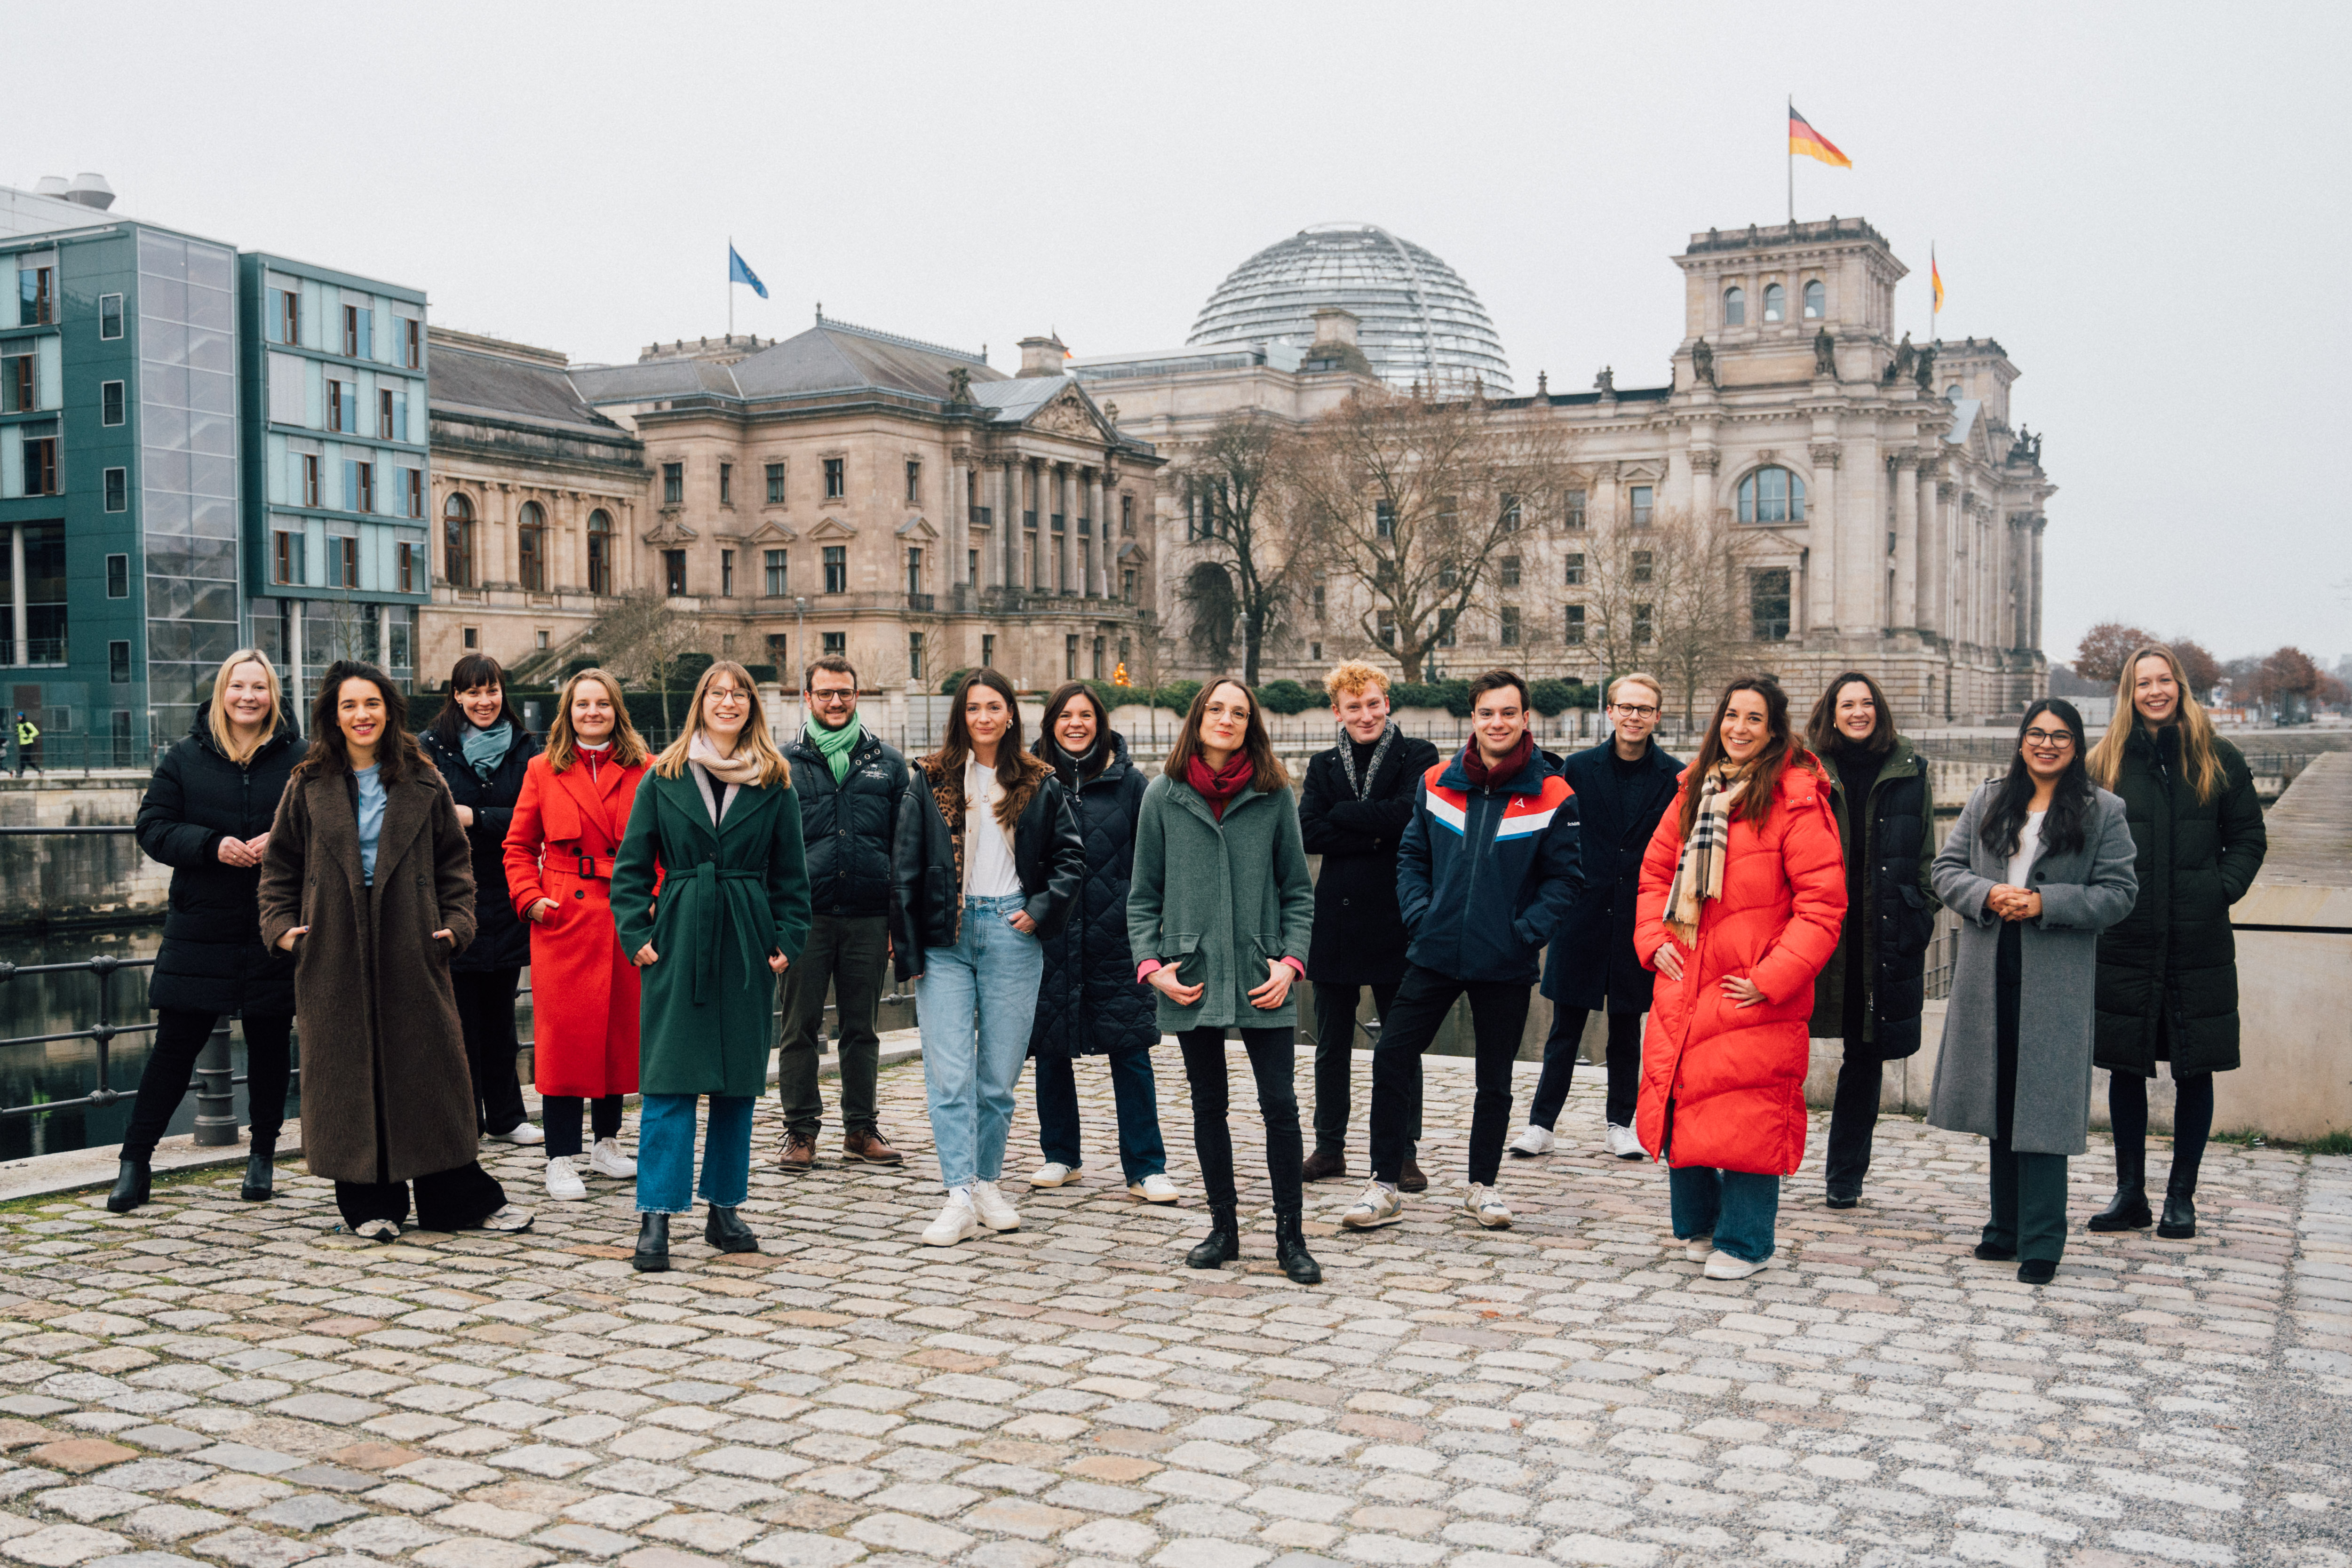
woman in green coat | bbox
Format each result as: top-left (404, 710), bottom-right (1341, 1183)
top-left (611, 661), bottom-right (810, 1272)
top-left (2084, 644), bottom-right (2265, 1240)
top-left (1128, 679), bottom-right (1319, 1284)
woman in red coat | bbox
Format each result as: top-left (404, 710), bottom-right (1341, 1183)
top-left (503, 668), bottom-right (652, 1202)
top-left (1635, 675), bottom-right (1845, 1281)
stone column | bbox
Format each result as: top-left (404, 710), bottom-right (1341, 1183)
top-left (949, 456), bottom-right (969, 599)
top-left (1685, 447), bottom-right (1719, 528)
top-left (1806, 444), bottom-right (1840, 634)
top-left (1839, 439), bottom-right (1882, 636)
top-left (989, 462), bottom-right (1009, 589)
top-left (9, 525), bottom-right (27, 666)
top-left (1890, 452), bottom-right (1918, 629)
top-left (1087, 469), bottom-right (1106, 598)
top-left (2029, 516), bottom-right (2047, 654)
top-left (1923, 476), bottom-right (1950, 638)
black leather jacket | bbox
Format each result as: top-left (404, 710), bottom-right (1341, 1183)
top-left (889, 751), bottom-right (1084, 981)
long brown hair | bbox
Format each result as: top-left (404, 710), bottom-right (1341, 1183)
top-left (294, 661), bottom-right (423, 784)
top-left (1037, 681), bottom-right (1112, 781)
top-left (1164, 679), bottom-right (1288, 793)
top-left (1676, 674), bottom-right (1802, 840)
top-left (929, 668), bottom-right (1036, 799)
top-left (652, 661), bottom-right (790, 785)
top-left (547, 668), bottom-right (649, 774)
top-left (1804, 669), bottom-right (1895, 756)
top-left (429, 652), bottom-right (525, 747)
top-left (206, 649), bottom-right (285, 765)
top-left (2087, 643), bottom-right (2225, 804)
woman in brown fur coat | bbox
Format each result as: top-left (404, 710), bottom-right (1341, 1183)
top-left (257, 661), bottom-right (532, 1241)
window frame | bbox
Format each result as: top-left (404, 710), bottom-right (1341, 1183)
top-left (765, 461), bottom-right (786, 504)
top-left (663, 549), bottom-right (687, 597)
top-left (588, 510), bottom-right (614, 597)
top-left (101, 379), bottom-right (124, 426)
top-left (443, 492), bottom-right (476, 589)
top-left (1564, 552), bottom-right (1585, 587)
top-left (763, 548), bottom-right (787, 597)
top-left (720, 548), bottom-right (735, 598)
top-left (822, 544), bottom-right (848, 595)
top-left (278, 290), bottom-right (299, 346)
top-left (1499, 605), bottom-right (1520, 646)
top-left (404, 318), bottom-right (422, 368)
top-left (105, 554), bottom-right (128, 599)
top-left (906, 458), bottom-right (921, 504)
top-left (662, 462), bottom-right (683, 506)
top-left (1749, 566), bottom-right (1793, 642)
top-left (1802, 279), bottom-right (1825, 319)
top-left (109, 640), bottom-right (132, 685)
top-left (719, 462), bottom-right (733, 506)
top-left (1736, 466), bottom-right (1806, 525)
top-left (516, 501), bottom-right (548, 592)
top-left (1763, 282), bottom-right (1786, 323)
top-left (823, 457), bottom-right (845, 499)
top-left (1628, 485), bottom-right (1653, 527)
top-left (302, 453), bottom-right (321, 508)
top-left (23, 430), bottom-right (59, 495)
top-left (1722, 286), bottom-right (1746, 327)
top-left (275, 529), bottom-right (301, 586)
top-left (103, 466), bottom-right (127, 512)
top-left (1563, 604), bottom-right (1586, 645)
top-left (98, 294), bottom-right (124, 340)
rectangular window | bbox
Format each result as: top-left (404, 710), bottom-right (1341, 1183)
top-left (103, 467), bottom-right (126, 511)
top-left (764, 549), bottom-right (787, 596)
top-left (302, 453), bottom-right (320, 507)
top-left (1500, 605), bottom-right (1520, 646)
top-left (1632, 549), bottom-right (1654, 585)
top-left (106, 554), bottom-right (128, 598)
top-left (1121, 494), bottom-right (1134, 535)
top-left (1564, 604), bottom-right (1586, 645)
top-left (981, 633), bottom-right (995, 668)
top-left (1750, 567), bottom-right (1792, 642)
top-left (278, 290), bottom-right (299, 345)
top-left (822, 631), bottom-right (845, 659)
top-left (1, 342), bottom-right (31, 412)
top-left (1564, 488), bottom-right (1587, 529)
top-left (1065, 634), bottom-right (1079, 679)
top-left (662, 462), bottom-right (683, 505)
top-left (345, 460), bottom-right (374, 512)
top-left (403, 468), bottom-right (423, 518)
top-left (334, 536), bottom-right (359, 589)
top-left (1501, 494), bottom-right (1522, 531)
top-left (1629, 485), bottom-right (1654, 527)
top-left (1093, 636), bottom-right (1106, 680)
top-left (1122, 568), bottom-right (1136, 603)
top-left (1437, 608), bottom-right (1458, 648)
top-left (398, 541), bottom-right (419, 594)
top-left (274, 530), bottom-right (302, 585)
top-left (99, 294), bottom-right (124, 340)
top-left (342, 303), bottom-right (364, 357)
top-left (906, 547), bottom-right (922, 597)
top-left (1499, 555), bottom-right (1521, 587)
top-left (720, 548), bottom-right (735, 597)
top-left (404, 318), bottom-right (422, 368)
top-left (518, 522), bottom-right (545, 592)
top-left (102, 380), bottom-right (125, 425)
top-left (1375, 499), bottom-right (1395, 540)
top-left (19, 266), bottom-right (54, 326)
top-left (765, 462), bottom-right (786, 503)
top-left (1564, 552), bottom-right (1585, 586)
top-left (326, 379), bottom-right (350, 432)
top-left (379, 388), bottom-right (395, 439)
top-left (23, 427), bottom-right (59, 495)
top-left (663, 549), bottom-right (687, 596)
top-left (110, 640), bottom-right (131, 685)
top-left (719, 462), bottom-right (733, 505)
top-left (823, 545), bottom-right (847, 594)
top-left (906, 459), bottom-right (920, 503)
top-left (908, 631), bottom-right (925, 682)
top-left (966, 548), bottom-right (977, 585)
top-left (1312, 583), bottom-right (1327, 622)
top-left (1633, 602), bottom-right (1654, 644)
top-left (824, 457), bottom-right (844, 499)
top-left (1377, 610), bottom-right (1396, 647)
top-left (462, 627), bottom-right (479, 650)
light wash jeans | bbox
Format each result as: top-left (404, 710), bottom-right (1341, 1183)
top-left (636, 1094), bottom-right (754, 1214)
top-left (915, 893), bottom-right (1045, 1190)
top-left (1668, 1165), bottom-right (1780, 1264)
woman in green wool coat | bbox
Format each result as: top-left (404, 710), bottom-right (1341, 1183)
top-left (1128, 679), bottom-right (1319, 1284)
top-left (611, 660), bottom-right (810, 1273)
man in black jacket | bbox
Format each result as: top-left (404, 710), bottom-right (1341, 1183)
top-left (778, 657), bottom-right (918, 1172)
top-left (1297, 663), bottom-right (1438, 1188)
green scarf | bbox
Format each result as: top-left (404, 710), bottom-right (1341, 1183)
top-left (808, 715), bottom-right (862, 782)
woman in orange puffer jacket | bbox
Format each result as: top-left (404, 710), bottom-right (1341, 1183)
top-left (1634, 675), bottom-right (1846, 1281)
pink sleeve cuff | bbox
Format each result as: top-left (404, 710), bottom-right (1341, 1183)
top-left (1136, 959), bottom-right (1163, 982)
top-left (1282, 956), bottom-right (1305, 978)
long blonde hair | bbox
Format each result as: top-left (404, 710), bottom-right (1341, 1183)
top-left (652, 661), bottom-right (790, 787)
top-left (547, 668), bottom-right (649, 773)
top-left (207, 649), bottom-right (284, 765)
top-left (2087, 643), bottom-right (2225, 803)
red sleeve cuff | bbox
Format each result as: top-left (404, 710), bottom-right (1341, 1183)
top-left (1136, 959), bottom-right (1163, 982)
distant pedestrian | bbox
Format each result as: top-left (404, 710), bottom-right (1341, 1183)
top-left (1929, 699), bottom-right (2137, 1284)
top-left (1803, 671), bottom-right (1938, 1209)
top-left (12, 712), bottom-right (39, 775)
top-left (1634, 676), bottom-right (1844, 1281)
top-left (2084, 644), bottom-right (2266, 1240)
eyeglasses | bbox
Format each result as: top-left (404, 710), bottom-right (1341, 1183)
top-left (2021, 729), bottom-right (2073, 749)
top-left (1611, 704), bottom-right (1660, 718)
top-left (808, 689), bottom-right (856, 705)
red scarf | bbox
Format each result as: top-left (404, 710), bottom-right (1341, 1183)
top-left (1462, 731), bottom-right (1534, 788)
top-left (1184, 751), bottom-right (1256, 819)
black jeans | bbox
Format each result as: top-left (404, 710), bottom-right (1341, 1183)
top-left (1824, 1054), bottom-right (1885, 1199)
top-left (2109, 1064), bottom-right (2216, 1195)
top-left (1527, 1008), bottom-right (1642, 1131)
top-left (1175, 1027), bottom-right (1304, 1214)
top-left (777, 913), bottom-right (890, 1136)
top-left (1369, 964), bottom-right (1531, 1187)
top-left (120, 1010), bottom-right (293, 1164)
top-left (451, 968), bottom-right (528, 1135)
top-left (335, 1161), bottom-right (507, 1231)
top-left (1311, 982), bottom-right (1416, 1154)
top-left (544, 1095), bottom-right (623, 1159)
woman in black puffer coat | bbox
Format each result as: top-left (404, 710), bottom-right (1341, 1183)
top-left (114, 651), bottom-right (301, 1212)
top-left (1025, 684), bottom-right (1173, 1201)
top-left (420, 654), bottom-right (544, 1145)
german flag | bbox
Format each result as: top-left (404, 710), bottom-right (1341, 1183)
top-left (1789, 105), bottom-right (1851, 169)
top-left (1931, 250), bottom-right (1945, 312)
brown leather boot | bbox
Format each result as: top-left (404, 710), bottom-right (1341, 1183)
top-left (1300, 1148), bottom-right (1347, 1183)
top-left (1399, 1157), bottom-right (1429, 1193)
top-left (776, 1130), bottom-right (818, 1174)
top-left (842, 1128), bottom-right (904, 1165)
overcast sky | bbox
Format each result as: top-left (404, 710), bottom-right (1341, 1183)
top-left (18, 2), bottom-right (2347, 666)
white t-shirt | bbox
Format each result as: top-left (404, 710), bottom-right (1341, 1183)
top-left (962, 756), bottom-right (1023, 899)
top-left (2006, 809), bottom-right (2046, 891)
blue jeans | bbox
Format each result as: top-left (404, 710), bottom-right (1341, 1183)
top-left (1669, 1165), bottom-right (1780, 1264)
top-left (1035, 1046), bottom-right (1168, 1184)
top-left (637, 1094), bottom-right (754, 1214)
top-left (916, 894), bottom-right (1045, 1189)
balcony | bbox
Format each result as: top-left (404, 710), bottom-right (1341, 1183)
top-left (905, 593), bottom-right (935, 612)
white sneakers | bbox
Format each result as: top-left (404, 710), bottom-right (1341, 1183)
top-left (547, 1140), bottom-right (636, 1201)
top-left (1463, 1184), bottom-right (1513, 1228)
top-left (477, 1206), bottom-right (535, 1233)
top-left (351, 1218), bottom-right (400, 1242)
top-left (1606, 1124), bottom-right (1646, 1161)
top-left (1029, 1162), bottom-right (1081, 1187)
top-left (1339, 1183), bottom-right (1405, 1230)
top-left (489, 1122), bottom-right (545, 1146)
top-left (970, 1180), bottom-right (1020, 1232)
top-left (546, 1158), bottom-right (587, 1201)
top-left (1508, 1125), bottom-right (1556, 1157)
top-left (588, 1138), bottom-right (637, 1178)
top-left (1684, 1234), bottom-right (1716, 1262)
top-left (1510, 1123), bottom-right (1645, 1160)
top-left (922, 1194), bottom-right (982, 1246)
top-left (1128, 1174), bottom-right (1182, 1203)
top-left (1704, 1251), bottom-right (1769, 1281)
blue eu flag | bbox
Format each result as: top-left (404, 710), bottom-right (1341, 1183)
top-left (728, 245), bottom-right (768, 300)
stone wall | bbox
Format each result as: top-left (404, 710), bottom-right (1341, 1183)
top-left (0, 775), bottom-right (169, 929)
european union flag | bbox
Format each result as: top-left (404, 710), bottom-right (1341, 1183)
top-left (728, 245), bottom-right (768, 300)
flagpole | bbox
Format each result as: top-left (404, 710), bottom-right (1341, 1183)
top-left (728, 236), bottom-right (734, 338)
top-left (1930, 244), bottom-right (1937, 346)
top-left (1787, 96), bottom-right (1794, 226)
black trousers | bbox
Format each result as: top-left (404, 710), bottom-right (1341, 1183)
top-left (1985, 920), bottom-right (2067, 1260)
top-left (1527, 1007), bottom-right (1642, 1131)
top-left (451, 968), bottom-right (528, 1135)
top-left (1310, 982), bottom-right (1416, 1153)
top-left (335, 1161), bottom-right (507, 1231)
top-left (1175, 1027), bottom-right (1304, 1214)
top-left (1369, 964), bottom-right (1532, 1187)
top-left (1824, 1053), bottom-right (1885, 1200)
top-left (120, 1010), bottom-right (294, 1164)
top-left (544, 1095), bottom-right (624, 1159)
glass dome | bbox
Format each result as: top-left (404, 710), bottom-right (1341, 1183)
top-left (1187, 223), bottom-right (1513, 395)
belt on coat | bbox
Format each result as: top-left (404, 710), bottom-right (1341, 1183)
top-left (564, 852), bottom-right (618, 880)
top-left (687, 861), bottom-right (773, 1005)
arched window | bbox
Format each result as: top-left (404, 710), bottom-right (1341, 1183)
top-left (1763, 283), bottom-right (1786, 323)
top-left (517, 500), bottom-right (548, 592)
top-left (1737, 466), bottom-right (1807, 525)
top-left (442, 492), bottom-right (475, 589)
top-left (1802, 279), bottom-right (1825, 319)
top-left (1722, 286), bottom-right (1746, 327)
top-left (587, 508), bottom-right (613, 597)
top-left (1944, 383), bottom-right (1963, 402)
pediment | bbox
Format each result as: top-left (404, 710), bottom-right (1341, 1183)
top-left (895, 515), bottom-right (940, 541)
top-left (1617, 461), bottom-right (1666, 484)
top-left (746, 518), bottom-right (798, 544)
top-left (806, 515), bottom-right (859, 541)
top-left (642, 515), bottom-right (698, 545)
top-left (1026, 387), bottom-right (1112, 442)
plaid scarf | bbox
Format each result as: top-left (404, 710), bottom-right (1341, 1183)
top-left (1664, 762), bottom-right (1750, 945)
top-left (1335, 721), bottom-right (1396, 800)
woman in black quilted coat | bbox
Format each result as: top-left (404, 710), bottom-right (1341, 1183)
top-left (1025, 684), bottom-right (1174, 1202)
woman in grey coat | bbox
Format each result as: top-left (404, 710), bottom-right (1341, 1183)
top-left (1928, 699), bottom-right (2138, 1283)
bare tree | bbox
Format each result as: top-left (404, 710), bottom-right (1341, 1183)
top-left (1173, 414), bottom-right (1298, 686)
top-left (1572, 507), bottom-right (1768, 724)
top-left (1286, 387), bottom-right (1581, 682)
top-left (588, 590), bottom-right (714, 737)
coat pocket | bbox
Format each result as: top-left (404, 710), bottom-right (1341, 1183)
top-left (1160, 932), bottom-right (1204, 985)
top-left (1891, 883), bottom-right (1934, 958)
top-left (1249, 933), bottom-right (1287, 976)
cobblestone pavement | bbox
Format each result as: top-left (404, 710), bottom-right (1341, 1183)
top-left (0, 1050), bottom-right (2345, 1568)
